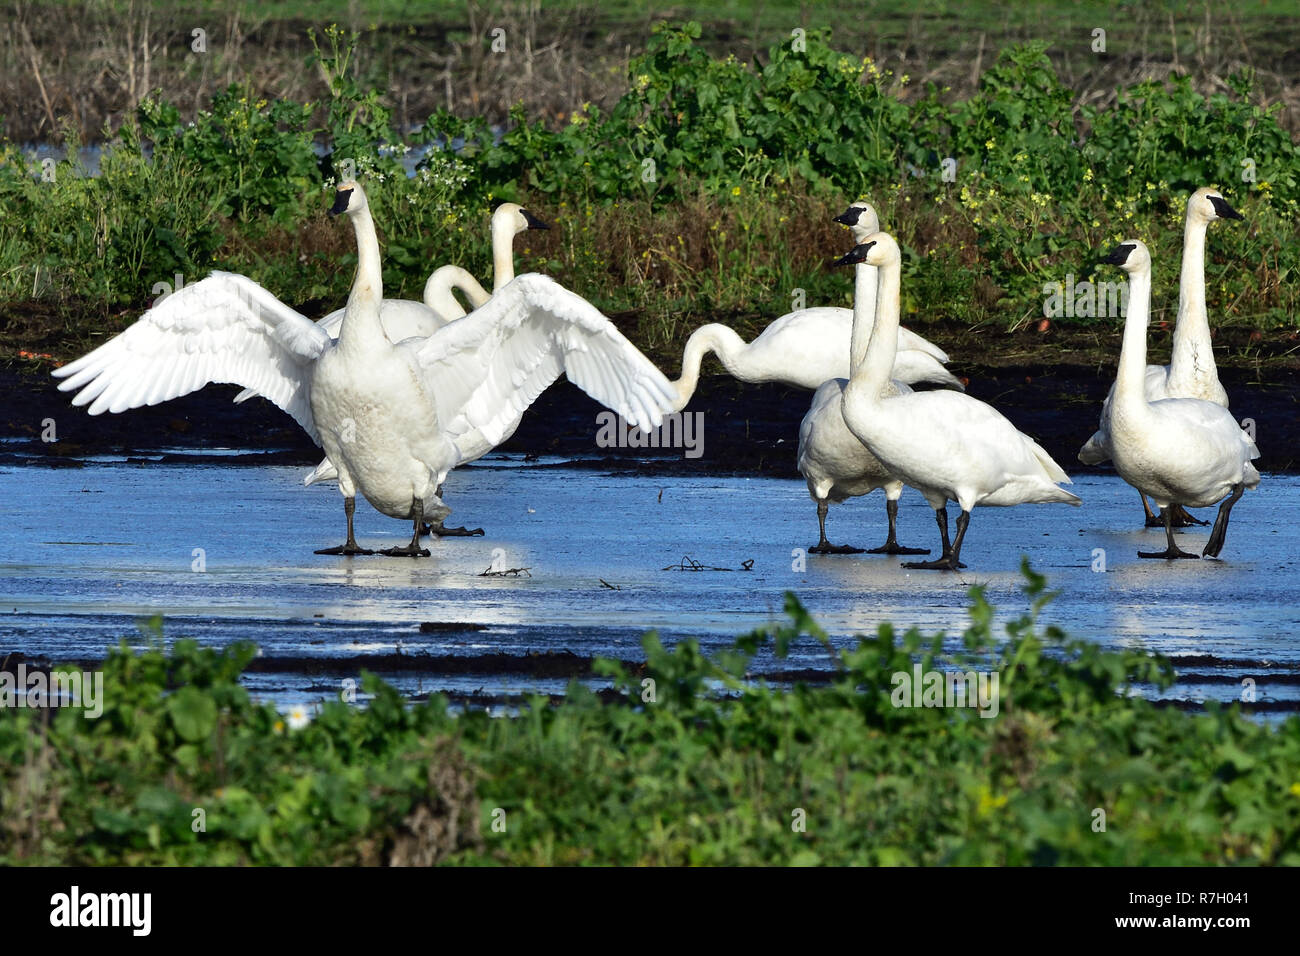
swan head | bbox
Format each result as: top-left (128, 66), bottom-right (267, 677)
top-left (329, 180), bottom-right (369, 217)
top-left (493, 202), bottom-right (552, 237)
top-left (832, 200), bottom-right (881, 241)
top-left (1188, 187), bottom-right (1244, 224)
top-left (832, 231), bottom-right (899, 268)
top-left (1099, 239), bottom-right (1151, 273)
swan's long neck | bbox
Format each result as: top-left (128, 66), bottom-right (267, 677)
top-left (491, 219), bottom-right (516, 291)
top-left (849, 261), bottom-right (879, 373)
top-left (1168, 212), bottom-right (1213, 390)
top-left (1114, 264), bottom-right (1153, 412)
top-left (670, 324), bottom-right (747, 412)
top-left (423, 265), bottom-right (489, 318)
top-left (852, 254), bottom-right (900, 403)
top-left (339, 205), bottom-right (385, 351)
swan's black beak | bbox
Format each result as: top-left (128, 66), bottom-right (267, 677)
top-left (833, 240), bottom-right (875, 267)
top-left (833, 206), bottom-right (864, 226)
top-left (1209, 195), bottom-right (1245, 221)
top-left (1100, 242), bottom-right (1135, 267)
top-left (522, 209), bottom-right (552, 230)
top-left (329, 188), bottom-right (354, 216)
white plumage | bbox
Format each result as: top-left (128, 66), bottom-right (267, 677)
top-left (669, 201), bottom-right (961, 411)
top-left (53, 272), bottom-right (331, 438)
top-left (838, 232), bottom-right (1079, 570)
top-left (1079, 188), bottom-right (1242, 473)
top-left (1091, 239), bottom-right (1258, 559)
top-left (54, 181), bottom-right (675, 554)
top-left (795, 222), bottom-right (932, 556)
top-left (233, 201), bottom-right (541, 411)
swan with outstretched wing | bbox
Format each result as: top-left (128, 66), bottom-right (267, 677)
top-left (55, 181), bottom-right (675, 556)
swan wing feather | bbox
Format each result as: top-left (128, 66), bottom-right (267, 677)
top-left (53, 271), bottom-right (331, 439)
top-left (413, 274), bottom-right (676, 452)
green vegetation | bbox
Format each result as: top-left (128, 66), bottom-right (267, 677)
top-left (0, 22), bottom-right (1296, 368)
top-left (3, 564), bottom-right (1298, 865)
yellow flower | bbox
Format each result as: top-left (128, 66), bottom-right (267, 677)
top-left (1084, 168), bottom-right (1094, 182)
top-left (976, 786), bottom-right (1008, 816)
top-left (1289, 782), bottom-right (1300, 796)
top-left (985, 139), bottom-right (995, 150)
top-left (732, 186), bottom-right (741, 196)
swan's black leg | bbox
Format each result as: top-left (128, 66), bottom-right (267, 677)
top-left (315, 496), bottom-right (375, 555)
top-left (416, 483), bottom-right (485, 537)
top-left (1138, 506), bottom-right (1199, 559)
top-left (809, 499), bottom-right (864, 555)
top-left (383, 498), bottom-right (432, 557)
top-left (867, 499), bottom-right (930, 555)
top-left (903, 507), bottom-right (968, 570)
top-left (1141, 491), bottom-right (1163, 528)
top-left (1202, 483), bottom-right (1245, 558)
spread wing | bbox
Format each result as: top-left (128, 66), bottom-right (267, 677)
top-left (53, 271), bottom-right (331, 440)
top-left (412, 273), bottom-right (676, 453)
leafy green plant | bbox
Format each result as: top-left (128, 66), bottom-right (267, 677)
top-left (3, 564), bottom-right (1297, 866)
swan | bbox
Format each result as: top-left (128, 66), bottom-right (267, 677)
top-left (838, 232), bottom-right (1080, 570)
top-left (1092, 239), bottom-right (1259, 559)
top-left (669, 201), bottom-right (962, 411)
top-left (286, 202), bottom-right (553, 526)
top-left (1078, 188), bottom-right (1244, 526)
top-left (53, 181), bottom-right (676, 556)
top-left (797, 235), bottom-right (930, 556)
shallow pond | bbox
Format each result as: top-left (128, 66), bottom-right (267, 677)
top-left (2, 455), bottom-right (1297, 717)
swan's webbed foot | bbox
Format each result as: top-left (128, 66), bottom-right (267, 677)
top-left (421, 522), bottom-right (485, 538)
top-left (382, 498), bottom-right (433, 556)
top-left (1140, 505), bottom-right (1202, 559)
top-left (317, 496), bottom-right (374, 555)
top-left (868, 542), bottom-right (930, 555)
top-left (1137, 546), bottom-right (1200, 560)
top-left (1165, 504), bottom-right (1209, 527)
top-left (904, 507), bottom-right (969, 569)
top-left (1143, 493), bottom-right (1207, 527)
top-left (315, 544), bottom-right (374, 556)
top-left (381, 543), bottom-right (431, 558)
top-left (902, 555), bottom-right (966, 570)
top-left (809, 542), bottom-right (865, 555)
top-left (435, 524), bottom-right (485, 537)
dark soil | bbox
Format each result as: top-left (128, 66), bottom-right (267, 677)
top-left (6, 320), bottom-right (1297, 475)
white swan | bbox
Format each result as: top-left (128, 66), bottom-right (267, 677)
top-left (290, 202), bottom-right (552, 509)
top-left (53, 181), bottom-right (675, 555)
top-left (797, 235), bottom-right (930, 556)
top-left (838, 233), bottom-right (1080, 570)
top-left (669, 201), bottom-right (962, 411)
top-left (1092, 239), bottom-right (1259, 559)
top-left (1078, 188), bottom-right (1244, 525)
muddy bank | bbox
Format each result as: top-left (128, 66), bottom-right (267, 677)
top-left (4, 356), bottom-right (1296, 475)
